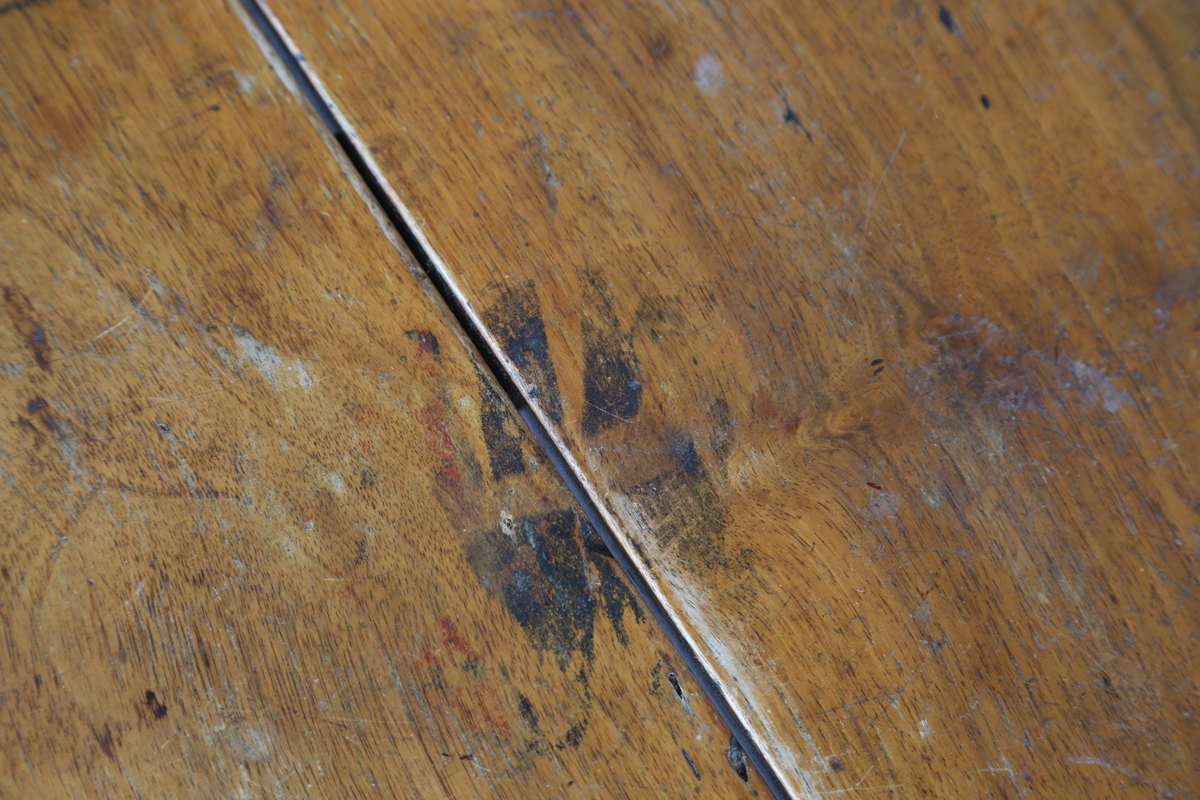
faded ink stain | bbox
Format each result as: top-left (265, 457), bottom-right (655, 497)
top-left (464, 510), bottom-right (596, 665)
top-left (483, 285), bottom-right (563, 422)
top-left (626, 432), bottom-right (734, 573)
top-left (478, 366), bottom-right (525, 481)
top-left (915, 315), bottom-right (1043, 414)
top-left (581, 321), bottom-right (642, 437)
top-left (4, 287), bottom-right (51, 371)
top-left (644, 33), bottom-right (672, 61)
top-left (462, 511), bottom-right (642, 665)
top-left (1154, 265), bottom-right (1200, 310)
top-left (517, 693), bottom-right (540, 730)
top-left (592, 554), bottom-right (644, 645)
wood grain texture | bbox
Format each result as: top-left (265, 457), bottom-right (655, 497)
top-left (260, 0), bottom-right (1200, 796)
top-left (0, 1), bottom-right (765, 797)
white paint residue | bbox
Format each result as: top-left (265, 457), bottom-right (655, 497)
top-left (1069, 360), bottom-right (1131, 413)
top-left (0, 364), bottom-right (26, 377)
top-left (235, 71), bottom-right (255, 94)
top-left (329, 471), bottom-right (343, 493)
top-left (230, 324), bottom-right (315, 390)
top-left (500, 509), bottom-right (516, 540)
top-left (919, 718), bottom-right (932, 738)
top-left (294, 361), bottom-right (315, 389)
top-left (693, 53), bottom-right (724, 95)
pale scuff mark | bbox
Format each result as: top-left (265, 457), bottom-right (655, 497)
top-left (230, 324), bottom-right (316, 390)
top-left (693, 53), bottom-right (723, 95)
top-left (1068, 360), bottom-right (1131, 413)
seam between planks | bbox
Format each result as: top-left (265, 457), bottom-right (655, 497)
top-left (232, 1), bottom-right (793, 796)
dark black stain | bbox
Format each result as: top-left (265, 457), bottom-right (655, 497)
top-left (144, 690), bottom-right (168, 720)
top-left (579, 517), bottom-right (611, 557)
top-left (26, 397), bottom-right (48, 414)
top-left (482, 284), bottom-right (562, 422)
top-left (980, 94), bottom-right (991, 109)
top-left (33, 674), bottom-right (41, 690)
top-left (829, 757), bottom-right (845, 772)
top-left (782, 101), bottom-right (814, 143)
top-left (359, 469), bottom-right (380, 490)
top-left (4, 287), bottom-right (51, 371)
top-left (728, 736), bottom-right (749, 782)
top-left (926, 636), bottom-right (947, 656)
top-left (580, 270), bottom-right (620, 327)
top-left (668, 671), bottom-right (683, 698)
top-left (591, 555), bottom-right (644, 646)
top-left (463, 510), bottom-right (595, 666)
top-left (682, 747), bottom-right (700, 779)
top-left (459, 753), bottom-right (472, 761)
top-left (517, 693), bottom-right (540, 730)
top-left (581, 321), bottom-right (642, 437)
top-left (563, 720), bottom-right (587, 749)
top-left (867, 482), bottom-right (883, 490)
top-left (871, 358), bottom-right (884, 366)
top-left (650, 661), bottom-right (664, 696)
top-left (938, 4), bottom-right (957, 33)
top-left (670, 433), bottom-right (704, 478)
top-left (478, 366), bottom-right (525, 481)
top-left (0, 0), bottom-right (49, 16)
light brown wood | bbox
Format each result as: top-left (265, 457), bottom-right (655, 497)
top-left (259, 0), bottom-right (1200, 796)
top-left (0, 0), bottom-right (766, 796)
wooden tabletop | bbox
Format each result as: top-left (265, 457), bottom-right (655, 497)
top-left (3, 0), bottom-right (1198, 797)
top-left (255, 0), bottom-right (1200, 796)
top-left (0, 0), bottom-right (765, 797)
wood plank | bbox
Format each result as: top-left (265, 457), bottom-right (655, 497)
top-left (0, 1), bottom-right (765, 797)
top-left (256, 0), bottom-right (1200, 796)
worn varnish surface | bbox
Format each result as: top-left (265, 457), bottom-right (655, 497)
top-left (262, 0), bottom-right (1200, 796)
top-left (0, 1), bottom-right (765, 797)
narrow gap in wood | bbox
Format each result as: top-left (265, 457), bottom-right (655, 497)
top-left (236, 2), bottom-right (791, 797)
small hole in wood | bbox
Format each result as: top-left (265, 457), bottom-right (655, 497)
top-left (728, 736), bottom-right (749, 782)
